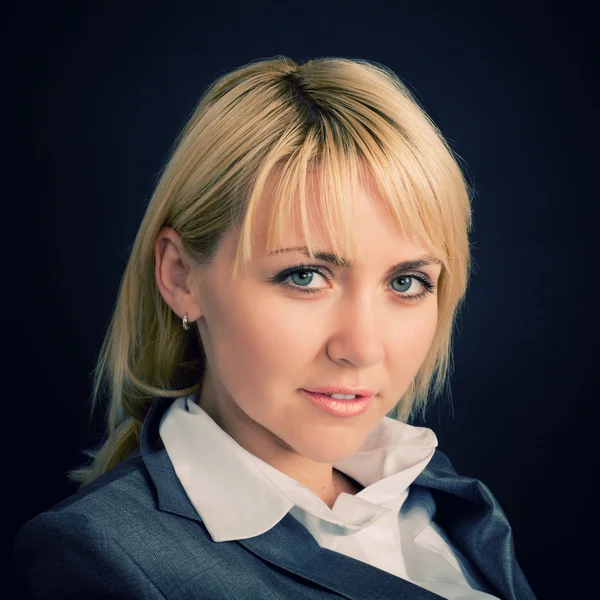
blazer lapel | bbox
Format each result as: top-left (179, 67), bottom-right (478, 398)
top-left (238, 513), bottom-right (446, 600)
top-left (413, 452), bottom-right (536, 600)
top-left (140, 397), bottom-right (532, 600)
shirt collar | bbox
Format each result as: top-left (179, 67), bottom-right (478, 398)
top-left (159, 392), bottom-right (438, 542)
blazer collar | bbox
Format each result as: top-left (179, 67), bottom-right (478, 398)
top-left (140, 396), bottom-right (533, 600)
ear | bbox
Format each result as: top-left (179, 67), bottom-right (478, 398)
top-left (154, 226), bottom-right (204, 325)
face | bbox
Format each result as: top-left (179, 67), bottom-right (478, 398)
top-left (158, 170), bottom-right (442, 484)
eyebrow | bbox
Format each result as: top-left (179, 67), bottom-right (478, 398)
top-left (267, 246), bottom-right (443, 277)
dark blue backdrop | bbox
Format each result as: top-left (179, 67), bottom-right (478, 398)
top-left (7, 1), bottom-right (596, 598)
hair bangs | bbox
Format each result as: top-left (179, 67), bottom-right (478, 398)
top-left (329, 106), bottom-right (453, 274)
top-left (233, 108), bottom-right (452, 283)
top-left (232, 124), bottom-right (364, 280)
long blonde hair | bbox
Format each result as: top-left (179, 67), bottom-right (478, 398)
top-left (68, 56), bottom-right (473, 489)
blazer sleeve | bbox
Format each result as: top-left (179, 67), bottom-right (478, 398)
top-left (13, 510), bottom-right (167, 600)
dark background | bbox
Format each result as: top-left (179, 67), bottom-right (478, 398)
top-left (6, 1), bottom-right (596, 597)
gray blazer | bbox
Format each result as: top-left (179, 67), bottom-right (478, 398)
top-left (14, 396), bottom-right (537, 599)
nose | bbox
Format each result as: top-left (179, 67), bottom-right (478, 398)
top-left (325, 292), bottom-right (385, 367)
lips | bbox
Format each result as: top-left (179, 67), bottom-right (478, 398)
top-left (301, 390), bottom-right (374, 417)
top-left (302, 386), bottom-right (375, 398)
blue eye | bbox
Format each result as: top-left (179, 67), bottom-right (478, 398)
top-left (269, 264), bottom-right (436, 302)
top-left (288, 269), bottom-right (325, 288)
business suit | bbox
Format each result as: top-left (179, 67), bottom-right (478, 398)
top-left (14, 396), bottom-right (537, 599)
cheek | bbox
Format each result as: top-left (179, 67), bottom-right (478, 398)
top-left (388, 306), bottom-right (438, 371)
top-left (209, 290), bottom-right (308, 391)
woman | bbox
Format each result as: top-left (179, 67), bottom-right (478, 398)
top-left (14, 56), bottom-right (537, 599)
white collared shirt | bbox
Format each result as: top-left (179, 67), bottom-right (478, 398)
top-left (159, 393), bottom-right (500, 600)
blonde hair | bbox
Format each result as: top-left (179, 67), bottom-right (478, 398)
top-left (68, 56), bottom-right (474, 488)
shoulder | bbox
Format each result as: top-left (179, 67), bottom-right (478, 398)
top-left (50, 453), bottom-right (155, 518)
top-left (19, 453), bottom-right (157, 533)
top-left (14, 451), bottom-right (198, 549)
top-left (13, 455), bottom-right (170, 599)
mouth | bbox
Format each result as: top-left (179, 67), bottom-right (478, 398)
top-left (300, 389), bottom-right (374, 417)
top-left (301, 386), bottom-right (376, 399)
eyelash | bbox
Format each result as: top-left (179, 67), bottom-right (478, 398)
top-left (269, 263), bottom-right (436, 302)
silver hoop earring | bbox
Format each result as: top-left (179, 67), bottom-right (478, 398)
top-left (182, 312), bottom-right (191, 330)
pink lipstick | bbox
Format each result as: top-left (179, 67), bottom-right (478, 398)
top-left (300, 389), bottom-right (374, 417)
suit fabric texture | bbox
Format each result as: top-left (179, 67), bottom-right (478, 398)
top-left (14, 396), bottom-right (537, 599)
